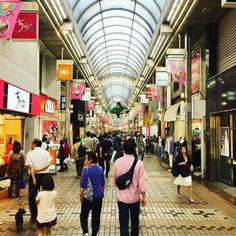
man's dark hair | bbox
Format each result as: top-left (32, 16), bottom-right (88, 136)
top-left (33, 139), bottom-right (42, 147)
top-left (9, 137), bottom-right (12, 143)
top-left (103, 133), bottom-right (108, 139)
top-left (87, 151), bottom-right (99, 164)
top-left (42, 136), bottom-right (47, 142)
top-left (86, 131), bottom-right (91, 137)
top-left (123, 138), bottom-right (136, 155)
top-left (41, 175), bottom-right (55, 191)
top-left (13, 141), bottom-right (21, 154)
top-left (75, 137), bottom-right (81, 142)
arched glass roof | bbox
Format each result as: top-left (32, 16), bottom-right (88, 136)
top-left (68, 0), bottom-right (166, 103)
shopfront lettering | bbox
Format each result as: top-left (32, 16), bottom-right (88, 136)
top-left (45, 100), bottom-right (55, 114)
top-left (59, 70), bottom-right (70, 75)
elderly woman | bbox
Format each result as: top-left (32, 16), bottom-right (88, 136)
top-left (80, 152), bottom-right (105, 236)
top-left (174, 146), bottom-right (194, 203)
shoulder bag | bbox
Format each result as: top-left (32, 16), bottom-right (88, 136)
top-left (115, 158), bottom-right (138, 190)
top-left (83, 167), bottom-right (93, 201)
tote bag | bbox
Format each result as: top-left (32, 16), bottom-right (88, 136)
top-left (83, 167), bottom-right (93, 201)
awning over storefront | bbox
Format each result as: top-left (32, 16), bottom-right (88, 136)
top-left (164, 103), bottom-right (181, 122)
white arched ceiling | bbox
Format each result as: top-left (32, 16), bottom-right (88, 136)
top-left (69, 0), bottom-right (166, 104)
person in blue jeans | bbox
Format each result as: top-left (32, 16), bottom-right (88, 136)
top-left (80, 152), bottom-right (105, 236)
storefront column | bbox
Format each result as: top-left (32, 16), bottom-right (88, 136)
top-left (201, 116), bottom-right (206, 178)
top-left (185, 29), bottom-right (192, 152)
top-left (65, 80), bottom-right (71, 139)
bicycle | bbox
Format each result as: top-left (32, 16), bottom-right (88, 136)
top-left (159, 151), bottom-right (170, 169)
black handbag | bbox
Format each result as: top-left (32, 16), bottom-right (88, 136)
top-left (171, 160), bottom-right (180, 177)
top-left (115, 158), bottom-right (138, 190)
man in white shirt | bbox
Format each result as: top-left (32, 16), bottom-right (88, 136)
top-left (83, 131), bottom-right (93, 152)
top-left (26, 139), bottom-right (51, 222)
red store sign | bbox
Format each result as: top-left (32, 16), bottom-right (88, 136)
top-left (40, 94), bottom-right (58, 117)
top-left (12, 11), bottom-right (39, 40)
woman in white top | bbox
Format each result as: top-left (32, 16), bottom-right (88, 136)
top-left (36, 175), bottom-right (57, 236)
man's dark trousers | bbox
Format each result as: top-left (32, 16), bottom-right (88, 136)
top-left (118, 201), bottom-right (140, 236)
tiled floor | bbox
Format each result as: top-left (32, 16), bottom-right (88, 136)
top-left (0, 155), bottom-right (236, 235)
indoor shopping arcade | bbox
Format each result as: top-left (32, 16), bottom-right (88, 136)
top-left (1, 0), bottom-right (236, 235)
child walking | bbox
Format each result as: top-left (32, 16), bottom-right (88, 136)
top-left (36, 175), bottom-right (57, 236)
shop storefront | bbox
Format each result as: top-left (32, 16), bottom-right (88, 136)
top-left (207, 66), bottom-right (236, 186)
top-left (40, 94), bottom-right (59, 173)
top-left (0, 80), bottom-right (40, 180)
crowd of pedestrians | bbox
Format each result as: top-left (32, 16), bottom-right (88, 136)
top-left (0, 130), bottom-right (196, 236)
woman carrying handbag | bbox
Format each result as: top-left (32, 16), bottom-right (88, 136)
top-left (80, 152), bottom-right (105, 236)
top-left (173, 146), bottom-right (194, 203)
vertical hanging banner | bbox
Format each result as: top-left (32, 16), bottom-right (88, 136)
top-left (191, 52), bottom-right (200, 93)
top-left (0, 0), bottom-right (23, 39)
top-left (166, 58), bottom-right (186, 84)
top-left (56, 60), bottom-right (74, 80)
top-left (150, 85), bottom-right (161, 102)
top-left (70, 80), bottom-right (85, 100)
top-left (86, 100), bottom-right (95, 111)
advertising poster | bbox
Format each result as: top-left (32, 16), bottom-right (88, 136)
top-left (166, 58), bottom-right (186, 84)
top-left (86, 100), bottom-right (95, 111)
top-left (150, 85), bottom-right (161, 102)
top-left (70, 81), bottom-right (85, 100)
top-left (7, 84), bottom-right (30, 113)
top-left (0, 0), bottom-right (23, 39)
top-left (220, 127), bottom-right (230, 157)
top-left (42, 120), bottom-right (59, 144)
top-left (192, 53), bottom-right (200, 94)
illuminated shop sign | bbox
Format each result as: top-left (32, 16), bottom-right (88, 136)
top-left (7, 84), bottom-right (30, 113)
top-left (40, 94), bottom-right (58, 117)
top-left (0, 80), bottom-right (40, 115)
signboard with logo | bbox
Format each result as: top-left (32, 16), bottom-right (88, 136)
top-left (82, 88), bottom-right (91, 101)
top-left (7, 84), bottom-right (30, 113)
top-left (12, 11), bottom-right (38, 40)
top-left (145, 87), bottom-right (152, 98)
top-left (0, 80), bottom-right (39, 115)
top-left (56, 60), bottom-right (73, 80)
top-left (60, 95), bottom-right (66, 110)
top-left (140, 94), bottom-right (149, 104)
top-left (156, 71), bottom-right (169, 86)
top-left (40, 94), bottom-right (58, 117)
top-left (0, 0), bottom-right (23, 40)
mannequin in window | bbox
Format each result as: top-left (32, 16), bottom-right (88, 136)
top-left (165, 136), bottom-right (174, 167)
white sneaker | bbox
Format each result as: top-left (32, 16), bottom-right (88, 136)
top-left (84, 233), bottom-right (89, 236)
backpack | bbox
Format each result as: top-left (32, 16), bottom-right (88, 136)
top-left (78, 142), bottom-right (86, 157)
top-left (115, 158), bottom-right (138, 190)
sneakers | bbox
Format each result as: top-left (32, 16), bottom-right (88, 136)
top-left (83, 233), bottom-right (89, 236)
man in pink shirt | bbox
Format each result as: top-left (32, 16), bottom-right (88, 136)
top-left (113, 139), bottom-right (147, 236)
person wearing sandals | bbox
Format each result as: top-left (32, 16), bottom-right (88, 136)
top-left (173, 146), bottom-right (194, 203)
top-left (80, 152), bottom-right (105, 236)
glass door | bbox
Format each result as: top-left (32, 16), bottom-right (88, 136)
top-left (232, 111), bottom-right (236, 186)
top-left (219, 112), bottom-right (231, 185)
